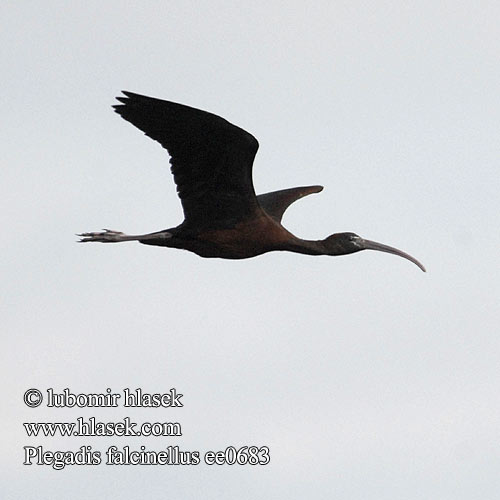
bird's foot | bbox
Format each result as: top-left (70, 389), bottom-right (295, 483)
top-left (77, 229), bottom-right (127, 243)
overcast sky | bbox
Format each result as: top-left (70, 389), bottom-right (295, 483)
top-left (2, 1), bottom-right (500, 499)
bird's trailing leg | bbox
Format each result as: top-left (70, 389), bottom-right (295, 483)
top-left (77, 229), bottom-right (172, 243)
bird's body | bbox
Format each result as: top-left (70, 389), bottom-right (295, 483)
top-left (80, 91), bottom-right (425, 272)
top-left (143, 214), bottom-right (295, 259)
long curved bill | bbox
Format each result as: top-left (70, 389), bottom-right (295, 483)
top-left (361, 239), bottom-right (426, 272)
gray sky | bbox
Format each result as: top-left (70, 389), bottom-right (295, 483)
top-left (3, 1), bottom-right (500, 499)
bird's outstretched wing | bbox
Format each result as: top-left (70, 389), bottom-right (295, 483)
top-left (257, 186), bottom-right (323, 223)
top-left (113, 91), bottom-right (261, 228)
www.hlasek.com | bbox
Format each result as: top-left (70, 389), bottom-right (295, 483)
top-left (24, 417), bottom-right (181, 437)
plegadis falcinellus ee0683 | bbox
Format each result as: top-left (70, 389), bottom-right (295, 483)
top-left (79, 92), bottom-right (425, 272)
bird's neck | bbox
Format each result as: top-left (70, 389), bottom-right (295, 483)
top-left (285, 236), bottom-right (358, 256)
top-left (284, 238), bottom-right (329, 256)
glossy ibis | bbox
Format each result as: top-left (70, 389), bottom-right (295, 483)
top-left (79, 91), bottom-right (425, 272)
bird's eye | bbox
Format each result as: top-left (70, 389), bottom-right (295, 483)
top-left (349, 234), bottom-right (361, 246)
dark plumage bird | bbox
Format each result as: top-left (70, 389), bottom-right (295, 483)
top-left (79, 91), bottom-right (425, 272)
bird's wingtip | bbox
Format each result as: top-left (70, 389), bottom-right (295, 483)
top-left (120, 90), bottom-right (148, 99)
top-left (113, 91), bottom-right (135, 111)
top-left (305, 185), bottom-right (324, 194)
top-left (113, 91), bottom-right (134, 102)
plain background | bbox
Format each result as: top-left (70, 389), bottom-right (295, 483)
top-left (2, 1), bottom-right (499, 499)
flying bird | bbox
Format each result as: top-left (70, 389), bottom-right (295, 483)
top-left (79, 91), bottom-right (425, 272)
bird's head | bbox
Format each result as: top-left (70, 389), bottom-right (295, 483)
top-left (323, 232), bottom-right (364, 254)
top-left (323, 232), bottom-right (426, 272)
